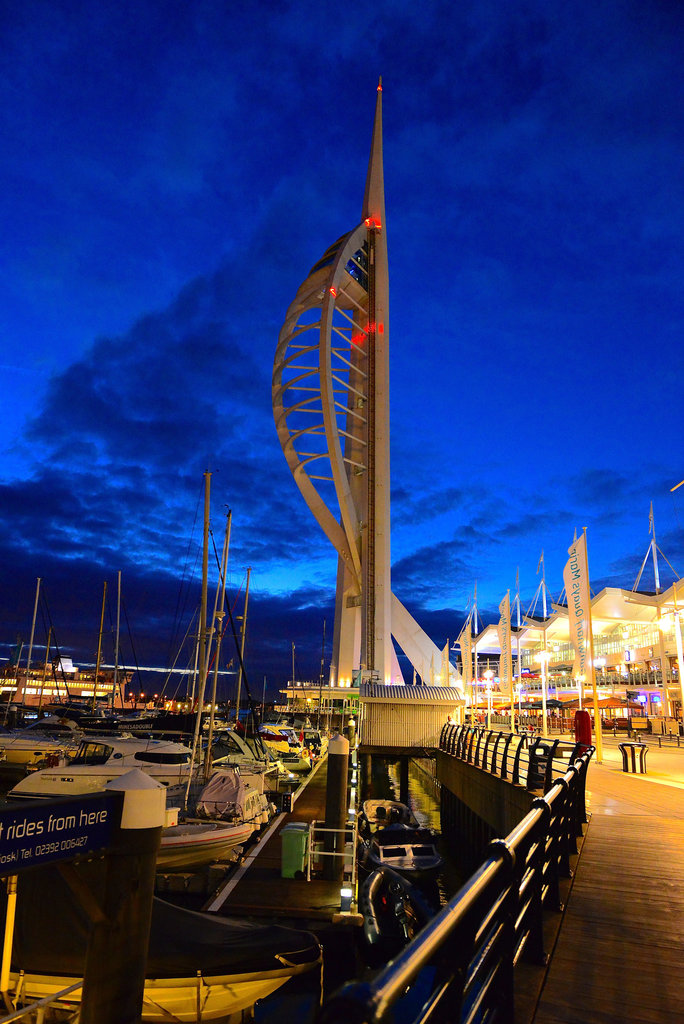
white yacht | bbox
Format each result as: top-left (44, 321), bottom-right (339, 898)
top-left (209, 729), bottom-right (293, 791)
top-left (0, 716), bottom-right (83, 768)
top-left (8, 736), bottom-right (194, 799)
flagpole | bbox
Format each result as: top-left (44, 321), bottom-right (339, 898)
top-left (583, 527), bottom-right (603, 762)
top-left (473, 583), bottom-right (479, 714)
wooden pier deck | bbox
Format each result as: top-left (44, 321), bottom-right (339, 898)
top-left (207, 755), bottom-right (347, 922)
top-left (528, 738), bottom-right (684, 1024)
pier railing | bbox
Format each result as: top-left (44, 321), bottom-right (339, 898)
top-left (317, 745), bottom-right (594, 1024)
top-left (439, 723), bottom-right (590, 796)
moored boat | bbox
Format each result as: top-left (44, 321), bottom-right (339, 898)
top-left (358, 866), bottom-right (435, 966)
top-left (358, 799), bottom-right (443, 881)
top-left (158, 767), bottom-right (276, 869)
top-left (258, 725), bottom-right (312, 772)
top-left (0, 715), bottom-right (82, 768)
top-left (7, 735), bottom-right (194, 799)
top-left (157, 819), bottom-right (253, 870)
top-left (3, 868), bottom-right (322, 1022)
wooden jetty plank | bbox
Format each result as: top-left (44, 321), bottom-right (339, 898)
top-left (211, 754), bottom-right (346, 921)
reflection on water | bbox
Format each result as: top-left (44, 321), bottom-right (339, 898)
top-left (377, 757), bottom-right (468, 905)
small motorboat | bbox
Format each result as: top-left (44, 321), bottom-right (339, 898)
top-left (159, 768), bottom-right (276, 869)
top-left (358, 867), bottom-right (436, 966)
top-left (359, 799), bottom-right (422, 832)
top-left (157, 819), bottom-right (253, 870)
top-left (193, 767), bottom-right (275, 829)
top-left (358, 799), bottom-right (443, 881)
top-left (3, 865), bottom-right (322, 1021)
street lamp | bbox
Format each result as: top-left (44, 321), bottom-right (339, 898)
top-left (537, 651), bottom-right (550, 738)
top-left (484, 669), bottom-right (494, 730)
top-left (659, 596), bottom-right (684, 732)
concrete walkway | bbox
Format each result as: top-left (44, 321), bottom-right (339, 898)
top-left (532, 733), bottom-right (684, 1023)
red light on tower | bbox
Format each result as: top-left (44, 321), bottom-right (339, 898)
top-left (378, 323), bottom-right (384, 334)
top-left (329, 285), bottom-right (337, 297)
top-left (365, 217), bottom-right (382, 230)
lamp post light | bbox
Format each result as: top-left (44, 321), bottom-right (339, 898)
top-left (484, 669), bottom-right (494, 730)
top-left (537, 651), bottom-right (550, 738)
top-left (659, 593), bottom-right (684, 732)
top-left (574, 674), bottom-right (585, 711)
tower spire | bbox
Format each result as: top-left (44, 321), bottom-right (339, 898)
top-left (363, 78), bottom-right (386, 227)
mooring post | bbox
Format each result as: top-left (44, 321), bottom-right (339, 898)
top-left (399, 756), bottom-right (410, 805)
top-left (80, 769), bottom-right (165, 1024)
top-left (324, 733), bottom-right (350, 882)
top-left (361, 752), bottom-right (373, 801)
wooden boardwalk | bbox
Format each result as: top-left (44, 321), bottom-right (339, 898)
top-left (530, 743), bottom-right (684, 1024)
top-left (207, 756), bottom-right (347, 922)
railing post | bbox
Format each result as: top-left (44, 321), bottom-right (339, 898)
top-left (526, 797), bottom-right (551, 965)
top-left (473, 729), bottom-right (484, 767)
top-left (481, 730), bottom-right (494, 771)
top-left (511, 735), bottom-right (525, 785)
top-left (486, 839), bottom-right (517, 1018)
top-left (501, 733), bottom-right (514, 779)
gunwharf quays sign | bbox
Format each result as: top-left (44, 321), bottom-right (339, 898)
top-left (0, 792), bottom-right (123, 875)
top-left (563, 533), bottom-right (591, 681)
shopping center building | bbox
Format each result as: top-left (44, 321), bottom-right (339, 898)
top-left (469, 580), bottom-right (683, 726)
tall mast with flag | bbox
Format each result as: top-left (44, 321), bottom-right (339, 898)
top-left (497, 591), bottom-right (512, 700)
top-left (563, 529), bottom-right (602, 761)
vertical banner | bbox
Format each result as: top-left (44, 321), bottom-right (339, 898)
top-left (497, 591), bottom-right (513, 698)
top-left (442, 641), bottom-right (451, 687)
top-left (458, 624), bottom-right (472, 690)
top-left (563, 530), bottom-right (602, 761)
top-left (563, 533), bottom-right (591, 681)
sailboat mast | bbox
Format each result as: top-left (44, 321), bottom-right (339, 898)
top-left (318, 619), bottom-right (326, 730)
top-left (25, 577), bottom-right (41, 695)
top-left (205, 510), bottom-right (232, 780)
top-left (37, 627), bottom-right (52, 714)
top-left (93, 580), bottom-right (107, 710)
top-left (198, 471), bottom-right (211, 706)
top-left (234, 567), bottom-right (251, 722)
top-left (186, 471), bottom-right (212, 807)
top-left (112, 571), bottom-right (121, 708)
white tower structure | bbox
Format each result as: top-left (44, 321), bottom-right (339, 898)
top-left (273, 84), bottom-right (462, 693)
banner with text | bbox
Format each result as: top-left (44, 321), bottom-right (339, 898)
top-left (563, 532), bottom-right (591, 681)
top-left (458, 625), bottom-right (472, 689)
top-left (0, 792), bottom-right (123, 877)
top-left (497, 592), bottom-right (513, 697)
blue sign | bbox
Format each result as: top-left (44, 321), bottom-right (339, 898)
top-left (0, 792), bottom-right (123, 875)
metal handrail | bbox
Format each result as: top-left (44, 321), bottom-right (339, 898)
top-left (317, 748), bottom-right (593, 1024)
top-left (439, 724), bottom-right (587, 794)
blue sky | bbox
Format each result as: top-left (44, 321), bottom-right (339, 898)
top-left (1, 0), bottom-right (683, 694)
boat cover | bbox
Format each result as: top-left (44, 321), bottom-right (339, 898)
top-left (4, 864), bottom-right (320, 978)
top-left (195, 768), bottom-right (248, 819)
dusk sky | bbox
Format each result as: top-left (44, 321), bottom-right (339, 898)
top-left (1, 1), bottom-right (683, 697)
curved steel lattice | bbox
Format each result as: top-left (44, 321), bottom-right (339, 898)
top-left (273, 221), bottom-right (375, 593)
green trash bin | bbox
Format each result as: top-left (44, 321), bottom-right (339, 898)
top-left (281, 822), bottom-right (309, 879)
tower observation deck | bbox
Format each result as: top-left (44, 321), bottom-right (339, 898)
top-left (273, 84), bottom-right (463, 695)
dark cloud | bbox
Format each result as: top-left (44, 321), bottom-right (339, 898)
top-left (1, 1), bottom-right (683, 690)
